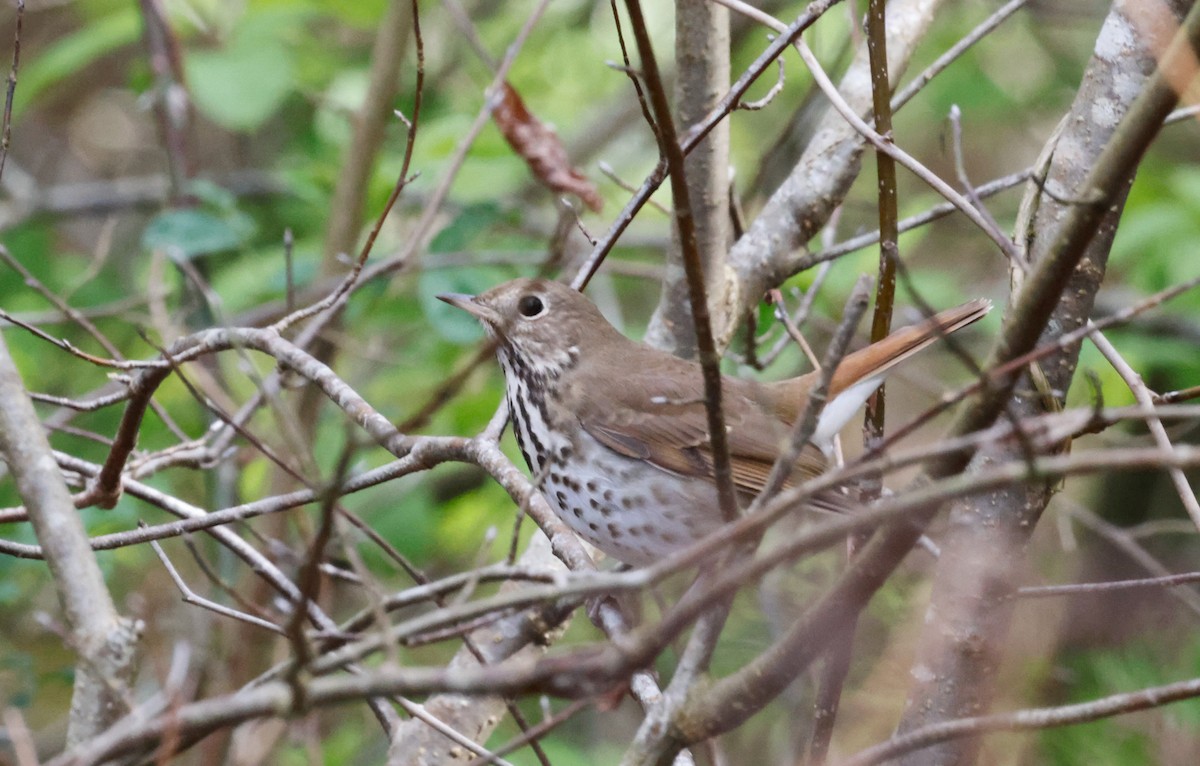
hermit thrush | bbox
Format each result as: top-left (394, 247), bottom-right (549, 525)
top-left (440, 279), bottom-right (989, 565)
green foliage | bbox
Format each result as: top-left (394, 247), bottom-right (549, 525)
top-left (1114, 160), bottom-right (1200, 312)
top-left (14, 10), bottom-right (141, 116)
top-left (186, 9), bottom-right (309, 131)
top-left (142, 207), bottom-right (256, 260)
top-left (1040, 638), bottom-right (1200, 763)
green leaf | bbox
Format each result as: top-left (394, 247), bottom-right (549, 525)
top-left (186, 17), bottom-right (296, 131)
top-left (314, 70), bottom-right (370, 146)
top-left (142, 208), bottom-right (254, 259)
top-left (184, 178), bottom-right (240, 212)
top-left (14, 11), bottom-right (141, 117)
top-left (428, 203), bottom-right (504, 253)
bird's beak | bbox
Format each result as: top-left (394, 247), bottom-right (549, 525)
top-left (437, 293), bottom-right (501, 325)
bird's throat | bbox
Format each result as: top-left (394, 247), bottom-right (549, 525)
top-left (500, 350), bottom-right (560, 477)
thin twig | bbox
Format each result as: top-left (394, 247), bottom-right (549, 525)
top-left (464, 698), bottom-right (595, 766)
top-left (573, 0), bottom-right (841, 289)
top-left (3, 706), bottom-right (38, 766)
top-left (397, 698), bottom-right (516, 766)
top-left (1086, 323), bottom-right (1200, 529)
top-left (808, 170), bottom-right (1030, 265)
top-left (738, 58), bottom-right (784, 110)
top-left (149, 535), bottom-right (285, 635)
top-left (1018, 570), bottom-right (1200, 598)
top-left (0, 0), bottom-right (24, 183)
top-left (840, 677), bottom-right (1200, 766)
top-left (891, 0), bottom-right (1031, 110)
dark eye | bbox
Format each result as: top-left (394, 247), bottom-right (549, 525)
top-left (518, 294), bottom-right (545, 318)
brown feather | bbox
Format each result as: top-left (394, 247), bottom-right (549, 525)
top-left (569, 341), bottom-right (829, 497)
top-left (763, 298), bottom-right (992, 422)
top-left (568, 298), bottom-right (990, 497)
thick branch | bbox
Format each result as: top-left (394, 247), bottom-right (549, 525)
top-left (0, 334), bottom-right (140, 743)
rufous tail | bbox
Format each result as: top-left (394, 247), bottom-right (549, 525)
top-left (766, 298), bottom-right (992, 422)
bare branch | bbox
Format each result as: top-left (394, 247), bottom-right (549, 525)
top-left (0, 335), bottom-right (140, 743)
top-left (843, 677), bottom-right (1200, 766)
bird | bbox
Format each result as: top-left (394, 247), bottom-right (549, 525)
top-left (439, 278), bottom-right (990, 565)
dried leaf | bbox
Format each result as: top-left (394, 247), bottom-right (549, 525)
top-left (492, 81), bottom-right (603, 212)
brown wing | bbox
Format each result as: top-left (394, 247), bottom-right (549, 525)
top-left (569, 346), bottom-right (828, 496)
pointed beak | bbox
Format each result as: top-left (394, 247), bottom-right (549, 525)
top-left (437, 292), bottom-right (500, 325)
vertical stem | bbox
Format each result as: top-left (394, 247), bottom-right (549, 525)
top-left (138, 0), bottom-right (192, 200)
top-left (644, 0), bottom-right (732, 356)
top-left (865, 0), bottom-right (898, 440)
top-left (623, 0), bottom-right (738, 523)
top-left (810, 1), bottom-right (899, 760)
top-left (0, 1), bottom-right (23, 183)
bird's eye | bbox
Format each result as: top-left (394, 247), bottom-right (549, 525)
top-left (518, 294), bottom-right (545, 318)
